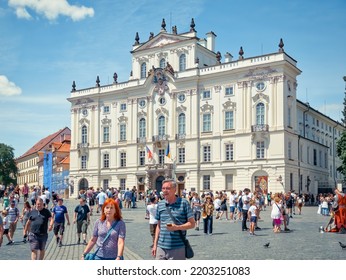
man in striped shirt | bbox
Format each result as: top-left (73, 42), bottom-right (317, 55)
top-left (152, 179), bottom-right (195, 260)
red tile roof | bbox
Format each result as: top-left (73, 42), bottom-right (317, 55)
top-left (17, 127), bottom-right (71, 160)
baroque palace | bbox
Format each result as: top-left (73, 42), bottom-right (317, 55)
top-left (67, 19), bottom-right (344, 197)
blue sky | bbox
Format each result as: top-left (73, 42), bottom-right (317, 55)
top-left (0, 0), bottom-right (345, 158)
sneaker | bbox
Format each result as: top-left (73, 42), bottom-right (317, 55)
top-left (58, 242), bottom-right (62, 247)
top-left (77, 238), bottom-right (80, 244)
top-left (208, 233), bottom-right (212, 235)
top-left (290, 215), bottom-right (293, 218)
top-left (195, 227), bottom-right (199, 231)
top-left (255, 226), bottom-right (261, 230)
top-left (56, 237), bottom-right (60, 244)
top-left (6, 241), bottom-right (13, 245)
top-left (23, 238), bottom-right (27, 243)
top-left (83, 240), bottom-right (87, 245)
top-left (284, 228), bottom-right (290, 232)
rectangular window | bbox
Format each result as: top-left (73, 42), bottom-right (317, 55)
top-left (313, 149), bottom-right (317, 166)
top-left (158, 149), bottom-right (165, 164)
top-left (120, 152), bottom-right (126, 167)
top-left (103, 153), bottom-right (109, 168)
top-left (225, 175), bottom-right (233, 190)
top-left (319, 150), bottom-right (322, 167)
top-left (288, 107), bottom-right (291, 127)
top-left (225, 86), bottom-right (234, 96)
top-left (120, 178), bottom-right (126, 190)
top-left (120, 103), bottom-right (127, 111)
top-left (256, 141), bottom-right (265, 159)
top-left (203, 145), bottom-right (211, 162)
top-left (288, 141), bottom-right (292, 160)
top-left (139, 150), bottom-right (145, 166)
top-left (202, 90), bottom-right (211, 99)
top-left (103, 179), bottom-right (109, 190)
top-left (203, 175), bottom-right (210, 190)
top-left (324, 152), bottom-right (328, 168)
top-left (202, 113), bottom-right (211, 132)
top-left (120, 124), bottom-right (126, 141)
top-left (225, 111), bottom-right (234, 130)
top-left (103, 106), bottom-right (110, 114)
top-left (290, 173), bottom-right (293, 190)
top-left (225, 143), bottom-right (234, 161)
top-left (81, 155), bottom-right (87, 169)
top-left (178, 147), bottom-right (185, 163)
top-left (103, 126), bottom-right (110, 142)
top-left (307, 147), bottom-right (310, 164)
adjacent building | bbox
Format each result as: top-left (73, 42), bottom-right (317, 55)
top-left (16, 127), bottom-right (71, 191)
top-left (67, 19), bottom-right (344, 197)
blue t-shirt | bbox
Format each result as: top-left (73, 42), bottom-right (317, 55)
top-left (155, 197), bottom-right (194, 250)
top-left (53, 205), bottom-right (68, 223)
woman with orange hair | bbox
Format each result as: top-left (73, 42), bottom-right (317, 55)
top-left (82, 198), bottom-right (126, 260)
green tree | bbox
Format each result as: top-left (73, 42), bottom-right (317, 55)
top-left (0, 143), bottom-right (18, 186)
top-left (336, 132), bottom-right (346, 179)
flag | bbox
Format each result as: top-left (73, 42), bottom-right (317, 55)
top-left (165, 142), bottom-right (171, 159)
top-left (146, 145), bottom-right (153, 160)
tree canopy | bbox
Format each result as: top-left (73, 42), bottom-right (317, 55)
top-left (0, 143), bottom-right (18, 186)
top-left (336, 131), bottom-right (346, 180)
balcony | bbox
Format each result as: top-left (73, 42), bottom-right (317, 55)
top-left (137, 137), bottom-right (147, 144)
top-left (152, 134), bottom-right (169, 142)
top-left (175, 133), bottom-right (186, 140)
top-left (251, 124), bottom-right (269, 132)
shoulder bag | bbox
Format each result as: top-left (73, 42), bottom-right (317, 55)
top-left (84, 220), bottom-right (119, 260)
top-left (165, 204), bottom-right (194, 259)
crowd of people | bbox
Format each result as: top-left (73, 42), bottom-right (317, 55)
top-left (0, 181), bottom-right (345, 260)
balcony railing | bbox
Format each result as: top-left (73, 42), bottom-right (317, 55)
top-left (77, 142), bottom-right (89, 149)
top-left (175, 133), bottom-right (186, 140)
top-left (152, 134), bottom-right (169, 142)
top-left (251, 124), bottom-right (269, 132)
top-left (137, 137), bottom-right (146, 144)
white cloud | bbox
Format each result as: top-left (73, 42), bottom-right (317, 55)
top-left (0, 75), bottom-right (22, 96)
top-left (8, 0), bottom-right (94, 21)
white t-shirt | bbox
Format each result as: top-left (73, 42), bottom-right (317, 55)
top-left (271, 203), bottom-right (282, 219)
top-left (248, 205), bottom-right (257, 217)
top-left (146, 204), bottom-right (158, 224)
top-left (3, 216), bottom-right (9, 230)
top-left (44, 190), bottom-right (51, 200)
top-left (229, 194), bottom-right (236, 207)
top-left (242, 194), bottom-right (251, 210)
top-left (214, 198), bottom-right (221, 210)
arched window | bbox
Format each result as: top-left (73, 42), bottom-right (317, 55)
top-left (256, 103), bottom-right (265, 125)
top-left (139, 118), bottom-right (146, 138)
top-left (140, 62), bottom-right (147, 79)
top-left (160, 58), bottom-right (166, 69)
top-left (158, 115), bottom-right (165, 136)
top-left (81, 125), bottom-right (87, 144)
top-left (178, 113), bottom-right (186, 135)
top-left (179, 54), bottom-right (186, 71)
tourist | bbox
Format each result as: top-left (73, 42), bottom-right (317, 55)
top-left (51, 198), bottom-right (70, 247)
top-left (202, 195), bottom-right (214, 235)
top-left (74, 198), bottom-right (90, 245)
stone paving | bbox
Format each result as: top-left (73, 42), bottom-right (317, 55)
top-left (1, 199), bottom-right (346, 260)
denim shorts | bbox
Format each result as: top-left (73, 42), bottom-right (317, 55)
top-left (250, 216), bottom-right (257, 223)
top-left (229, 206), bottom-right (236, 213)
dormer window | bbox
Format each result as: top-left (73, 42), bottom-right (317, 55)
top-left (140, 62), bottom-right (147, 79)
top-left (160, 58), bottom-right (166, 69)
top-left (179, 54), bottom-right (186, 71)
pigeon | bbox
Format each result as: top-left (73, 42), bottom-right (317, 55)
top-left (339, 242), bottom-right (346, 249)
top-left (263, 242), bottom-right (270, 248)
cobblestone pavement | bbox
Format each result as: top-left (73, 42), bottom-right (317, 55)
top-left (1, 199), bottom-right (346, 260)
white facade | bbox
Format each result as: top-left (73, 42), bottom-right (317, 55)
top-left (67, 20), bottom-right (344, 197)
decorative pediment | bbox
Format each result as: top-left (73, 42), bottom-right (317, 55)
top-left (222, 100), bottom-right (236, 110)
top-left (176, 105), bottom-right (187, 113)
top-left (200, 103), bottom-right (214, 113)
top-left (118, 115), bottom-right (128, 123)
top-left (252, 92), bottom-right (269, 103)
top-left (133, 33), bottom-right (191, 52)
top-left (101, 117), bottom-right (111, 125)
top-left (79, 118), bottom-right (90, 125)
top-left (155, 107), bottom-right (169, 116)
top-left (137, 110), bottom-right (147, 118)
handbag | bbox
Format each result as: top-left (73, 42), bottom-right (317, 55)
top-left (166, 204), bottom-right (194, 259)
top-left (84, 220), bottom-right (119, 260)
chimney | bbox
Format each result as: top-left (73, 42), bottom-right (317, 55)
top-left (206, 31), bottom-right (217, 52)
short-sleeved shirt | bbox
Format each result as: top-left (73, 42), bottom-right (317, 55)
top-left (155, 197), bottom-right (194, 250)
top-left (248, 205), bottom-right (257, 217)
top-left (29, 208), bottom-right (52, 235)
top-left (242, 194), bottom-right (251, 210)
top-left (147, 204), bottom-right (158, 224)
top-left (74, 204), bottom-right (90, 221)
top-left (96, 192), bottom-right (107, 205)
top-left (191, 197), bottom-right (201, 212)
top-left (53, 205), bottom-right (68, 223)
top-left (6, 206), bottom-right (19, 223)
top-left (93, 219), bottom-right (126, 259)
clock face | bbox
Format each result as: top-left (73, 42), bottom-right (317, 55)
top-left (82, 109), bottom-right (88, 116)
top-left (159, 97), bottom-right (166, 105)
top-left (256, 81), bottom-right (266, 91)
